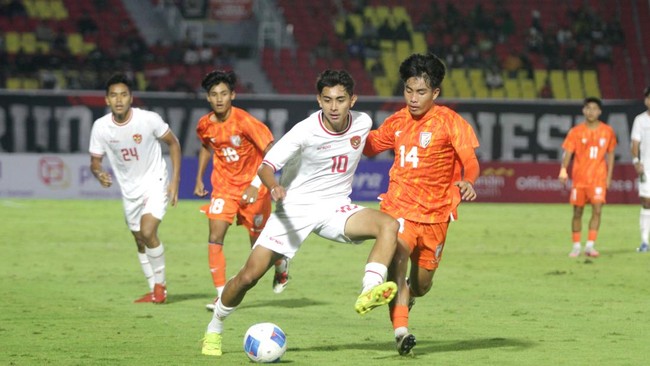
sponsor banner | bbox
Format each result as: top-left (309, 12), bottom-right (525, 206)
top-left (475, 162), bottom-right (639, 203)
top-left (0, 155), bottom-right (638, 203)
top-left (209, 0), bottom-right (253, 21)
top-left (0, 91), bottom-right (643, 163)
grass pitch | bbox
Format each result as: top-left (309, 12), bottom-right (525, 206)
top-left (1, 199), bottom-right (647, 365)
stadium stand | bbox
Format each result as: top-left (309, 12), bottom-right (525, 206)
top-left (0, 0), bottom-right (648, 100)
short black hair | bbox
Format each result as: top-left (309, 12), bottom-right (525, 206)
top-left (644, 86), bottom-right (650, 97)
top-left (584, 96), bottom-right (602, 109)
top-left (105, 73), bottom-right (133, 94)
top-left (398, 53), bottom-right (446, 89)
top-left (201, 70), bottom-right (236, 92)
top-left (316, 69), bottom-right (355, 96)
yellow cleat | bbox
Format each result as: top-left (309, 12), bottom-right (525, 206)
top-left (201, 332), bottom-right (223, 356)
top-left (354, 281), bottom-right (397, 315)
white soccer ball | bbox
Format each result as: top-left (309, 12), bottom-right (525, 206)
top-left (243, 322), bottom-right (287, 363)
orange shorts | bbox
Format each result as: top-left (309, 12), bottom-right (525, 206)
top-left (570, 186), bottom-right (606, 206)
top-left (200, 192), bottom-right (271, 234)
top-left (397, 218), bottom-right (449, 271)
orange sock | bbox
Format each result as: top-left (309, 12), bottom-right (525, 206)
top-left (208, 243), bottom-right (226, 288)
top-left (572, 232), bottom-right (581, 244)
top-left (390, 305), bottom-right (409, 330)
top-left (587, 230), bottom-right (598, 242)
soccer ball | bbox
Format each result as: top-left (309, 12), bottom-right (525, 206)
top-left (243, 322), bottom-right (287, 363)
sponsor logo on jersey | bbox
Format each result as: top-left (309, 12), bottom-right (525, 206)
top-left (318, 144), bottom-right (332, 150)
top-left (230, 135), bottom-right (242, 147)
top-left (350, 135), bottom-right (361, 149)
top-left (419, 132), bottom-right (432, 148)
top-left (133, 134), bottom-right (142, 144)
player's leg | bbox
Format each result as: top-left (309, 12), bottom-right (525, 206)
top-left (637, 195), bottom-right (650, 252)
top-left (389, 235), bottom-right (416, 355)
top-left (123, 196), bottom-right (156, 302)
top-left (203, 245), bottom-right (282, 356)
top-left (569, 187), bottom-right (586, 257)
top-left (139, 214), bottom-right (167, 303)
top-left (343, 207), bottom-right (399, 315)
top-left (585, 202), bottom-right (603, 257)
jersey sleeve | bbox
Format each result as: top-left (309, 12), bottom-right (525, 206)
top-left (363, 115), bottom-right (396, 157)
top-left (631, 115), bottom-right (642, 142)
top-left (242, 114), bottom-right (274, 152)
top-left (562, 128), bottom-right (576, 152)
top-left (88, 121), bottom-right (104, 156)
top-left (607, 126), bottom-right (618, 152)
top-left (149, 111), bottom-right (170, 138)
top-left (449, 113), bottom-right (480, 153)
top-left (262, 122), bottom-right (304, 172)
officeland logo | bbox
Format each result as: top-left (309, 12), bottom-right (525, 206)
top-left (39, 156), bottom-right (71, 189)
top-left (419, 132), bottom-right (432, 148)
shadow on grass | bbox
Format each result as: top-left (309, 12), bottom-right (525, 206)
top-left (290, 337), bottom-right (533, 355)
top-left (242, 297), bottom-right (328, 309)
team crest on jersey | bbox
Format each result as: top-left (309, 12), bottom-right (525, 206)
top-left (581, 138), bottom-right (587, 144)
top-left (419, 132), bottom-right (432, 148)
top-left (599, 138), bottom-right (606, 147)
top-left (350, 135), bottom-right (361, 149)
top-left (133, 134), bottom-right (142, 144)
top-left (230, 135), bottom-right (242, 147)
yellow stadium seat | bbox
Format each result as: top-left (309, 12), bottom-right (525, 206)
top-left (441, 77), bottom-right (457, 98)
top-left (550, 70), bottom-right (568, 99)
top-left (379, 39), bottom-right (394, 52)
top-left (373, 76), bottom-right (393, 97)
top-left (504, 78), bottom-right (521, 98)
top-left (520, 79), bottom-right (536, 99)
top-left (53, 70), bottom-right (67, 89)
top-left (36, 41), bottom-right (50, 53)
top-left (34, 0), bottom-right (52, 19)
top-left (474, 86), bottom-right (489, 98)
top-left (582, 70), bottom-right (601, 98)
top-left (456, 82), bottom-right (473, 98)
top-left (67, 33), bottom-right (84, 55)
top-left (348, 14), bottom-right (363, 37)
top-left (21, 33), bottom-right (37, 54)
top-left (392, 6), bottom-right (412, 28)
top-left (375, 6), bottom-right (391, 24)
top-left (381, 52), bottom-right (398, 82)
top-left (411, 32), bottom-right (427, 54)
top-left (395, 40), bottom-right (411, 64)
top-left (51, 0), bottom-right (68, 20)
top-left (334, 18), bottom-right (345, 36)
top-left (22, 0), bottom-right (37, 17)
top-left (566, 70), bottom-right (583, 99)
top-left (363, 7), bottom-right (379, 27)
top-left (490, 88), bottom-right (506, 99)
top-left (7, 78), bottom-right (22, 89)
top-left (534, 69), bottom-right (548, 90)
top-left (5, 32), bottom-right (21, 54)
top-left (135, 72), bottom-right (148, 91)
top-left (23, 78), bottom-right (39, 89)
top-left (468, 68), bottom-right (484, 84)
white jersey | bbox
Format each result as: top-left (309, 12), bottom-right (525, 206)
top-left (631, 111), bottom-right (650, 167)
top-left (89, 107), bottom-right (171, 200)
top-left (262, 110), bottom-right (371, 205)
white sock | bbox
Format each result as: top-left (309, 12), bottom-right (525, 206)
top-left (585, 240), bottom-right (595, 249)
top-left (216, 286), bottom-right (224, 298)
top-left (572, 242), bottom-right (581, 249)
top-left (207, 297), bottom-right (236, 334)
top-left (394, 326), bottom-right (408, 339)
top-left (137, 252), bottom-right (155, 291)
top-left (275, 257), bottom-right (288, 273)
top-left (362, 262), bottom-right (387, 293)
top-left (145, 243), bottom-right (166, 285)
top-left (640, 208), bottom-right (650, 244)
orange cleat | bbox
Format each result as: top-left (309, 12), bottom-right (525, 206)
top-left (152, 283), bottom-right (167, 304)
top-left (134, 292), bottom-right (154, 303)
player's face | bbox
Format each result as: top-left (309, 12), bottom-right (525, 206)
top-left (317, 85), bottom-right (357, 129)
top-left (105, 83), bottom-right (132, 121)
top-left (206, 82), bottom-right (235, 118)
top-left (582, 102), bottom-right (602, 122)
top-left (403, 76), bottom-right (440, 118)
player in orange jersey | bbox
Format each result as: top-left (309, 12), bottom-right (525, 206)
top-left (559, 97), bottom-right (617, 258)
top-left (194, 70), bottom-right (288, 311)
top-left (363, 53), bottom-right (480, 356)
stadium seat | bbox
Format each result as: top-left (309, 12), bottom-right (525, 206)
top-left (550, 70), bottom-right (568, 99)
top-left (411, 32), bottom-right (427, 54)
top-left (5, 32), bottom-right (21, 54)
top-left (21, 33), bottom-right (37, 54)
top-left (566, 70), bottom-right (584, 100)
top-left (582, 70), bottom-right (601, 98)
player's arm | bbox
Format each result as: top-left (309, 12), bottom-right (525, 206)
top-left (194, 143), bottom-right (211, 197)
top-left (363, 123), bottom-right (394, 157)
top-left (454, 147), bottom-right (479, 201)
top-left (258, 162), bottom-right (284, 201)
top-left (160, 129), bottom-right (182, 207)
top-left (241, 141), bottom-right (275, 205)
top-left (90, 155), bottom-right (112, 188)
top-left (631, 139), bottom-right (644, 175)
top-left (606, 149), bottom-right (615, 189)
top-left (558, 150), bottom-right (573, 184)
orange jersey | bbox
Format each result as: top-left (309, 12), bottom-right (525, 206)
top-left (562, 121), bottom-right (616, 188)
top-left (196, 107), bottom-right (274, 198)
top-left (364, 105), bottom-right (480, 223)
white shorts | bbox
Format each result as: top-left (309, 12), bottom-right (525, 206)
top-left (253, 199), bottom-right (366, 259)
top-left (122, 180), bottom-right (169, 232)
top-left (640, 174), bottom-right (650, 198)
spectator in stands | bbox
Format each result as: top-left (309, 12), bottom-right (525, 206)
top-left (485, 65), bottom-right (504, 89)
top-left (538, 78), bottom-right (553, 98)
top-left (77, 13), bottom-right (99, 36)
top-left (3, 0), bottom-right (27, 18)
top-left (35, 20), bottom-right (56, 45)
top-left (394, 20), bottom-right (411, 43)
top-left (377, 19), bottom-right (394, 40)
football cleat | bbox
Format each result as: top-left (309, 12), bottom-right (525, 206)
top-left (134, 292), bottom-right (154, 303)
top-left (396, 333), bottom-right (417, 356)
top-left (637, 242), bottom-right (649, 252)
top-left (272, 258), bottom-right (290, 294)
top-left (355, 281), bottom-right (397, 315)
top-left (152, 283), bottom-right (167, 304)
top-left (201, 332), bottom-right (223, 356)
top-left (568, 247), bottom-right (581, 258)
top-left (584, 248), bottom-right (600, 257)
top-left (205, 297), bottom-right (218, 311)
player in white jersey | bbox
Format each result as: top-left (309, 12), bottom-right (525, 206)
top-left (631, 86), bottom-right (650, 252)
top-left (89, 73), bottom-right (181, 304)
top-left (202, 70), bottom-right (399, 357)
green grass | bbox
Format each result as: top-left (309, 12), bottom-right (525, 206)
top-left (1, 200), bottom-right (648, 365)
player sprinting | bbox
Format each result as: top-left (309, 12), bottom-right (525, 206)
top-left (201, 70), bottom-right (398, 356)
top-left (363, 53), bottom-right (480, 356)
top-left (630, 86), bottom-right (650, 252)
top-left (89, 73), bottom-right (181, 304)
top-left (194, 70), bottom-right (289, 311)
top-left (559, 97), bottom-right (617, 257)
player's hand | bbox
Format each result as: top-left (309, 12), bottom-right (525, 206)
top-left (168, 182), bottom-right (179, 207)
top-left (635, 162), bottom-right (645, 175)
top-left (97, 171), bottom-right (112, 187)
top-left (269, 185), bottom-right (286, 202)
top-left (454, 180), bottom-right (476, 201)
top-left (241, 185), bottom-right (259, 205)
top-left (194, 181), bottom-right (208, 197)
top-left (558, 167), bottom-right (568, 184)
